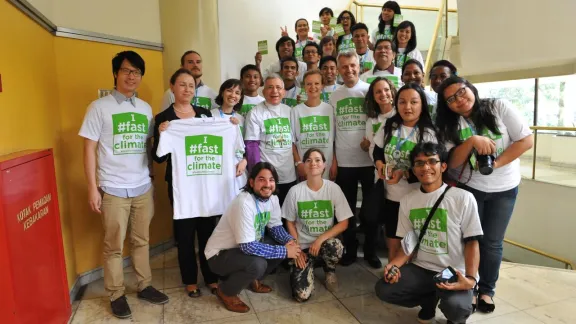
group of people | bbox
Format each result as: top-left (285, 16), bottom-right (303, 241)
top-left (79, 2), bottom-right (534, 324)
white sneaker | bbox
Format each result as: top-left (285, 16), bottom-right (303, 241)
top-left (325, 272), bottom-right (339, 292)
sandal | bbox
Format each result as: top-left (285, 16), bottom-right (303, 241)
top-left (186, 288), bottom-right (202, 298)
top-left (477, 295), bottom-right (495, 313)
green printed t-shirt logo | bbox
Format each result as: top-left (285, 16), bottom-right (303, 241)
top-left (460, 127), bottom-right (504, 155)
top-left (409, 207), bottom-right (448, 255)
top-left (384, 135), bottom-right (416, 170)
top-left (372, 122), bottom-right (382, 135)
top-left (263, 117), bottom-right (292, 149)
top-left (282, 98), bottom-right (298, 108)
top-left (112, 112), bottom-right (148, 155)
top-left (240, 104), bottom-right (256, 116)
top-left (297, 200), bottom-right (333, 235)
top-left (254, 211), bottom-right (271, 242)
top-left (321, 92), bottom-right (331, 103)
top-left (295, 47), bottom-right (303, 59)
top-left (338, 39), bottom-right (355, 52)
top-left (192, 96), bottom-right (212, 109)
top-left (367, 75), bottom-right (399, 88)
top-left (336, 98), bottom-right (366, 131)
top-left (299, 116), bottom-right (331, 149)
top-left (185, 135), bottom-right (223, 176)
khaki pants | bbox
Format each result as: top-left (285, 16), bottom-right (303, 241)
top-left (101, 188), bottom-right (154, 301)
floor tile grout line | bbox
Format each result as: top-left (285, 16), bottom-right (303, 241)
top-left (333, 294), bottom-right (363, 324)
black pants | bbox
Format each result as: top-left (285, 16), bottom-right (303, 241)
top-left (361, 179), bottom-right (386, 257)
top-left (174, 216), bottom-right (219, 285)
top-left (335, 166), bottom-right (375, 254)
top-left (277, 181), bottom-right (297, 207)
top-left (208, 248), bottom-right (284, 296)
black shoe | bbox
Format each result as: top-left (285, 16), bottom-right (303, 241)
top-left (447, 321), bottom-right (466, 324)
top-left (340, 253), bottom-right (357, 266)
top-left (477, 296), bottom-right (495, 313)
top-left (110, 295), bottom-right (131, 319)
top-left (363, 255), bottom-right (382, 269)
top-left (417, 307), bottom-right (435, 323)
top-left (137, 286), bottom-right (169, 305)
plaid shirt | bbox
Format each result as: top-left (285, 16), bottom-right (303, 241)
top-left (239, 225), bottom-right (294, 259)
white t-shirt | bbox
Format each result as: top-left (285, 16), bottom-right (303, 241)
top-left (263, 60), bottom-right (308, 87)
top-left (330, 80), bottom-right (372, 167)
top-left (295, 38), bottom-right (314, 61)
top-left (357, 49), bottom-right (376, 75)
top-left (359, 67), bottom-right (402, 88)
top-left (446, 99), bottom-right (532, 192)
top-left (314, 25), bottom-right (335, 42)
top-left (395, 48), bottom-right (424, 69)
top-left (282, 180), bottom-right (353, 249)
top-left (205, 191), bottom-right (283, 259)
top-left (321, 84), bottom-right (340, 104)
top-left (210, 108), bottom-right (245, 132)
top-left (156, 118), bottom-right (245, 219)
top-left (397, 184), bottom-right (484, 275)
top-left (240, 95), bottom-right (265, 117)
top-left (244, 102), bottom-right (296, 184)
top-left (281, 86), bottom-right (301, 108)
top-left (365, 110), bottom-right (396, 162)
top-left (291, 102), bottom-right (335, 179)
top-left (425, 90), bottom-right (438, 121)
top-left (372, 26), bottom-right (393, 42)
top-left (78, 94), bottom-right (153, 188)
top-left (337, 34), bottom-right (355, 52)
top-left (161, 85), bottom-right (218, 111)
top-left (374, 125), bottom-right (437, 202)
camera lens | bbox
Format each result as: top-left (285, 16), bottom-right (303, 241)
top-left (477, 154), bottom-right (494, 175)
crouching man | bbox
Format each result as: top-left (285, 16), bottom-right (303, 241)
top-left (375, 143), bottom-right (483, 324)
top-left (205, 162), bottom-right (301, 313)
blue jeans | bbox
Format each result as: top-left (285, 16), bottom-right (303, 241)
top-left (458, 184), bottom-right (518, 297)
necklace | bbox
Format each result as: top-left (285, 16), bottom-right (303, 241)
top-left (173, 104), bottom-right (194, 114)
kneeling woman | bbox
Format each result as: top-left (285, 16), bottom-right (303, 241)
top-left (282, 148), bottom-right (353, 301)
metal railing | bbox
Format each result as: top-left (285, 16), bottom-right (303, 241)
top-left (504, 239), bottom-right (575, 270)
top-left (528, 125), bottom-right (576, 180)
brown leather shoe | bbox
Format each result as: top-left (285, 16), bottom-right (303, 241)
top-left (216, 287), bottom-right (250, 313)
top-left (249, 280), bottom-right (272, 293)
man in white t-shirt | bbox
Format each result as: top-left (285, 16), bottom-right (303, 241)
top-left (161, 50), bottom-right (217, 111)
top-left (245, 75), bottom-right (298, 205)
top-left (205, 163), bottom-right (301, 313)
top-left (79, 51), bottom-right (168, 319)
top-left (329, 50), bottom-right (373, 265)
top-left (360, 39), bottom-right (402, 88)
top-left (351, 23), bottom-right (376, 75)
top-left (239, 64), bottom-right (265, 116)
top-left (279, 57), bottom-right (301, 108)
top-left (375, 142), bottom-right (482, 324)
top-left (319, 56), bottom-right (340, 103)
top-left (255, 36), bottom-right (308, 87)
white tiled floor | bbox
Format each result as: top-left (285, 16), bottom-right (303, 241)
top-left (68, 248), bottom-right (576, 324)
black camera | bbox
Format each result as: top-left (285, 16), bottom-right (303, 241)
top-left (476, 154), bottom-right (495, 175)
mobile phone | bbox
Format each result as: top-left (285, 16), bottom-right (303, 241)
top-left (433, 266), bottom-right (458, 284)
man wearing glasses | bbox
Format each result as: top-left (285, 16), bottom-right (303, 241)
top-left (375, 142), bottom-right (482, 324)
top-left (79, 51), bottom-right (168, 319)
top-left (302, 42), bottom-right (321, 71)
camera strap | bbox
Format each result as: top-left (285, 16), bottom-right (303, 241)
top-left (412, 185), bottom-right (451, 260)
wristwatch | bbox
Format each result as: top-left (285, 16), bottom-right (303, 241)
top-left (294, 161), bottom-right (303, 167)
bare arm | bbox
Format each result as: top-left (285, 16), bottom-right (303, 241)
top-left (448, 137), bottom-right (476, 169)
top-left (83, 139), bottom-right (101, 213)
top-left (286, 220), bottom-right (299, 243)
top-left (464, 240), bottom-right (480, 278)
top-left (495, 135), bottom-right (533, 169)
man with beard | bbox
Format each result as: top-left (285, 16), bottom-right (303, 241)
top-left (205, 162), bottom-right (301, 313)
top-left (360, 39), bottom-right (402, 87)
top-left (255, 36), bottom-right (308, 86)
top-left (161, 50), bottom-right (217, 110)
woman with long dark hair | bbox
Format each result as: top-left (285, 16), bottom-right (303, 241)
top-left (370, 1), bottom-right (401, 49)
top-left (435, 76), bottom-right (533, 313)
top-left (335, 10), bottom-right (357, 53)
top-left (372, 83), bottom-right (437, 262)
top-left (401, 59), bottom-right (438, 120)
top-left (392, 21), bottom-right (423, 69)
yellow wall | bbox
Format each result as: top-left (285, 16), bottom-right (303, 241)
top-left (0, 1), bottom-right (172, 287)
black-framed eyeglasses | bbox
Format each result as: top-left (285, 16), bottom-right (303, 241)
top-left (445, 86), bottom-right (467, 104)
top-left (340, 16), bottom-right (351, 21)
top-left (412, 158), bottom-right (441, 168)
top-left (119, 68), bottom-right (142, 77)
top-left (304, 50), bottom-right (318, 55)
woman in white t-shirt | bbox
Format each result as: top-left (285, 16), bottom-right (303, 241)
top-left (292, 70), bottom-right (336, 181)
top-left (392, 21), bottom-right (424, 69)
top-left (435, 76), bottom-right (533, 313)
top-left (369, 1), bottom-right (401, 50)
top-left (211, 79), bottom-right (245, 132)
top-left (372, 83), bottom-right (437, 262)
top-left (281, 19), bottom-right (315, 61)
top-left (401, 59), bottom-right (438, 121)
top-left (335, 11), bottom-right (357, 53)
top-left (282, 148), bottom-right (353, 301)
top-left (359, 77), bottom-right (397, 268)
